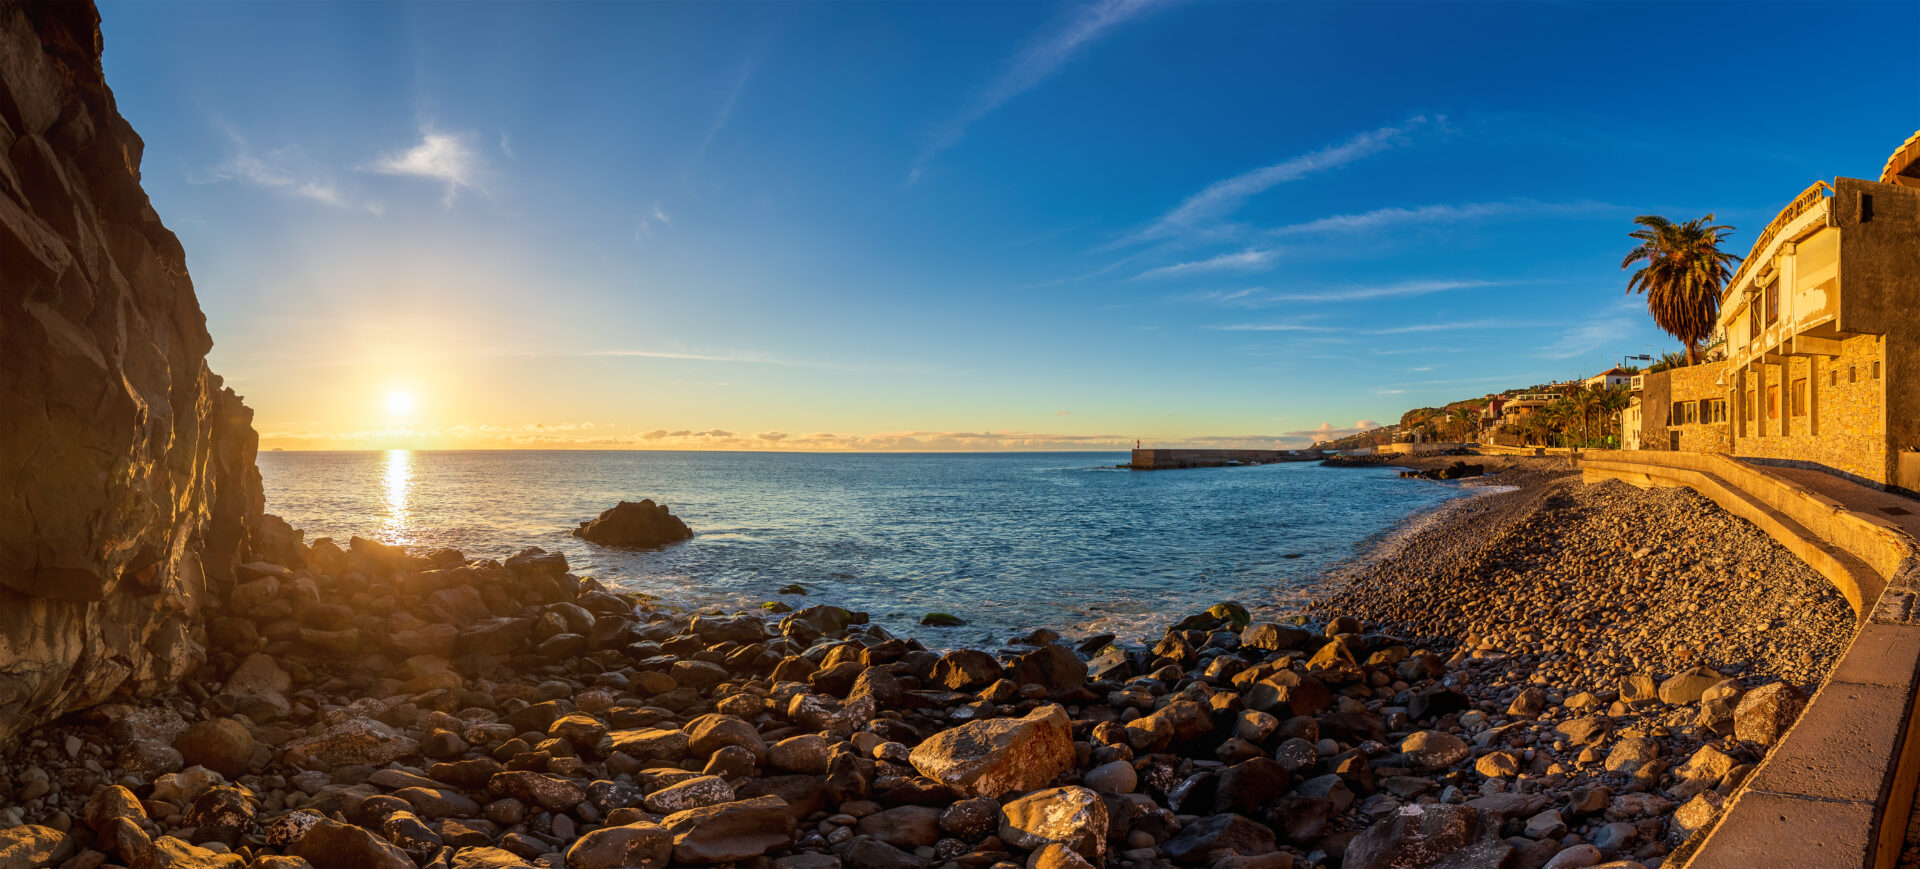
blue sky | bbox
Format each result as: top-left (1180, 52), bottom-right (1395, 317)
top-left (99, 1), bottom-right (1918, 450)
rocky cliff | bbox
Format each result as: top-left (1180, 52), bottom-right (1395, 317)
top-left (0, 1), bottom-right (266, 743)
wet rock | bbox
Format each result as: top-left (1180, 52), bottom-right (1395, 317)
top-left (573, 500), bottom-right (693, 547)
top-left (907, 704), bottom-right (1074, 798)
top-left (1009, 645), bottom-right (1087, 697)
top-left (931, 650), bottom-right (1003, 691)
top-left (1242, 623), bottom-right (1311, 651)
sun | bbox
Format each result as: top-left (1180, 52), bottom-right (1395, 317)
top-left (385, 390), bottom-right (416, 419)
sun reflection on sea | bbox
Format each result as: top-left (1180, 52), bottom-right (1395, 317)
top-left (380, 448), bottom-right (414, 545)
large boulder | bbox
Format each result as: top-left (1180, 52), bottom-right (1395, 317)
top-left (572, 500), bottom-right (692, 547)
top-left (998, 786), bottom-right (1108, 861)
top-left (661, 796), bottom-right (797, 864)
top-left (565, 822), bottom-right (672, 869)
top-left (908, 704), bottom-right (1074, 798)
top-left (0, 0), bottom-right (267, 744)
top-left (283, 717), bottom-right (419, 766)
top-left (1734, 682), bottom-right (1807, 746)
top-left (1344, 804), bottom-right (1510, 869)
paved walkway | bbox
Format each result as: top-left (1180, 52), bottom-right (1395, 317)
top-left (1757, 464), bottom-right (1920, 539)
top-left (1745, 463), bottom-right (1920, 869)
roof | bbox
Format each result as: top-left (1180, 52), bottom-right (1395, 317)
top-left (1588, 368), bottom-right (1630, 378)
top-left (1882, 130), bottom-right (1920, 188)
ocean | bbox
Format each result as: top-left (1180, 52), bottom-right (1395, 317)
top-left (256, 450), bottom-right (1469, 646)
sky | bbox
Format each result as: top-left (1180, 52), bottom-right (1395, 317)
top-left (99, 1), bottom-right (1918, 451)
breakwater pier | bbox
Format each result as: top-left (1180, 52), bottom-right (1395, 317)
top-left (1127, 448), bottom-right (1325, 469)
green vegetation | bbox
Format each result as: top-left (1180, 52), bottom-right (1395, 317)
top-left (1622, 214), bottom-right (1741, 365)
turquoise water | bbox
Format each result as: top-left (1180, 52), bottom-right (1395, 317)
top-left (256, 451), bottom-right (1468, 645)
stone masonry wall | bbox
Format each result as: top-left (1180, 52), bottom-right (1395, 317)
top-left (1732, 333), bottom-right (1890, 486)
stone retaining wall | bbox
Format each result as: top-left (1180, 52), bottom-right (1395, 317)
top-left (1577, 450), bottom-right (1920, 869)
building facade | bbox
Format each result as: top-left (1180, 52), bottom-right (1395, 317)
top-left (1626, 134), bottom-right (1920, 493)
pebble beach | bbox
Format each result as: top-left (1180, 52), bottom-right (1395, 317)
top-left (0, 458), bottom-right (1854, 869)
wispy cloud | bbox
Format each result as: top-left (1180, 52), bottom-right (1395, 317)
top-left (1536, 298), bottom-right (1643, 359)
top-left (370, 130), bottom-right (488, 205)
top-left (1362, 319), bottom-right (1529, 335)
top-left (914, 0), bottom-right (1166, 177)
top-left (698, 54), bottom-right (757, 164)
top-left (1118, 117), bottom-right (1431, 245)
top-left (634, 204), bottom-right (672, 240)
top-left (1181, 278), bottom-right (1514, 306)
top-left (1267, 199), bottom-right (1622, 236)
top-left (201, 130), bottom-right (382, 214)
top-left (1269, 278), bottom-right (1510, 303)
top-left (1133, 247), bottom-right (1278, 279)
top-left (1207, 323), bottom-right (1332, 332)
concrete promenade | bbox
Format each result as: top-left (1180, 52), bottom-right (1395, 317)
top-left (1577, 450), bottom-right (1920, 869)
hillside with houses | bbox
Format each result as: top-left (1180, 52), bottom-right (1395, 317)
top-left (1317, 130), bottom-right (1919, 495)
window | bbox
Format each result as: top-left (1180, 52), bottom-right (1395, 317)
top-left (1850, 365), bottom-right (1858, 384)
top-left (1703, 399), bottom-right (1727, 424)
top-left (1767, 386), bottom-right (1780, 420)
top-left (1792, 378), bottom-right (1808, 416)
top-left (1671, 401), bottom-right (1699, 426)
top-left (1831, 370), bottom-right (1838, 387)
top-left (1748, 301), bottom-right (1762, 342)
top-left (1765, 280), bottom-right (1780, 326)
top-left (1874, 361), bottom-right (1882, 379)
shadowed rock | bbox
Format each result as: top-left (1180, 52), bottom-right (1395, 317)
top-left (572, 499), bottom-right (693, 547)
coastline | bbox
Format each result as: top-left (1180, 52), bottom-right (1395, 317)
top-left (0, 453), bottom-right (1858, 869)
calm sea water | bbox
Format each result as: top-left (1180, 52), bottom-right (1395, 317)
top-left (256, 451), bottom-right (1467, 645)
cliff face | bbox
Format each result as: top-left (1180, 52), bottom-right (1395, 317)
top-left (0, 2), bottom-right (265, 742)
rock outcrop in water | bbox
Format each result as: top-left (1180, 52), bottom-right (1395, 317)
top-left (573, 499), bottom-right (694, 547)
top-left (0, 1), bottom-right (265, 743)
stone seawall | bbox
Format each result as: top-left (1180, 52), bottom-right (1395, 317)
top-left (1577, 450), bottom-right (1920, 868)
top-left (0, 1), bottom-right (266, 743)
top-left (1129, 449), bottom-right (1324, 470)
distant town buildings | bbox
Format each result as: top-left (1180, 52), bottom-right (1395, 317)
top-left (1626, 132), bottom-right (1920, 494)
top-left (1583, 367), bottom-right (1634, 390)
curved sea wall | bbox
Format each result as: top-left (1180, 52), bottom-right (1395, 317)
top-left (0, 1), bottom-right (266, 743)
top-left (1578, 450), bottom-right (1920, 869)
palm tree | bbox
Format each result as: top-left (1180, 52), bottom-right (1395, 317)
top-left (1446, 406), bottom-right (1479, 442)
top-left (1622, 214), bottom-right (1741, 366)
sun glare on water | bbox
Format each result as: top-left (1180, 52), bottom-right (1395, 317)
top-left (386, 390), bottom-right (416, 419)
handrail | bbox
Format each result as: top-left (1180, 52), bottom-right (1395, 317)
top-left (1724, 180), bottom-right (1834, 299)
